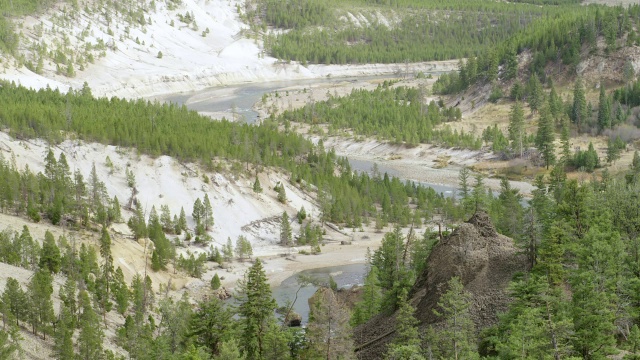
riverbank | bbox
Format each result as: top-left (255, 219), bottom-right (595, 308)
top-left (252, 76), bottom-right (535, 196)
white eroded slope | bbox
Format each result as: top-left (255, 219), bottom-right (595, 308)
top-left (0, 131), bottom-right (317, 256)
top-left (0, 0), bottom-right (457, 99)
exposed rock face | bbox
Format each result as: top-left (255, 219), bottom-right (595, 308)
top-left (354, 212), bottom-right (526, 359)
top-left (212, 287), bottom-right (232, 300)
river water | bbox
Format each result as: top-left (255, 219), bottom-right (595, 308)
top-left (272, 263), bottom-right (367, 324)
top-left (160, 74), bottom-right (457, 322)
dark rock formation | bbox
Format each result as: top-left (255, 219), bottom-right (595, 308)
top-left (354, 212), bottom-right (526, 359)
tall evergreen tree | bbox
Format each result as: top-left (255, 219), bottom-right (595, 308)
top-left (429, 277), bottom-right (479, 360)
top-left (1, 278), bottom-right (27, 327)
top-left (385, 289), bottom-right (423, 360)
top-left (203, 193), bottom-right (214, 231)
top-left (526, 74), bottom-right (543, 113)
top-left (279, 212), bottom-right (292, 246)
top-left (53, 305), bottom-right (75, 360)
top-left (238, 259), bottom-right (276, 360)
top-left (39, 230), bottom-right (61, 274)
top-left (77, 290), bottom-right (104, 360)
top-left (27, 269), bottom-right (55, 339)
top-left (535, 110), bottom-right (556, 169)
top-left (189, 296), bottom-right (235, 357)
top-left (508, 101), bottom-right (526, 158)
top-left (571, 77), bottom-right (588, 126)
top-left (597, 84), bottom-right (611, 132)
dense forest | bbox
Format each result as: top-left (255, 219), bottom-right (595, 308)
top-left (245, 0), bottom-right (588, 64)
top-left (277, 82), bottom-right (479, 149)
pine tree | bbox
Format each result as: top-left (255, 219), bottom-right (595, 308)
top-left (192, 198), bottom-right (204, 229)
top-left (572, 77), bottom-right (587, 126)
top-left (508, 101), bottom-right (526, 158)
top-left (275, 183), bottom-right (287, 204)
top-left (203, 193), bottom-right (214, 231)
top-left (430, 277), bottom-right (479, 360)
top-left (385, 289), bottom-right (423, 360)
top-left (113, 267), bottom-right (130, 315)
top-left (504, 47), bottom-right (518, 80)
top-left (458, 166), bottom-right (471, 204)
top-left (536, 110), bottom-right (556, 169)
top-left (280, 212), bottom-right (292, 246)
top-left (27, 269), bottom-right (55, 339)
top-left (350, 266), bottom-right (381, 326)
top-left (471, 174), bottom-right (486, 213)
top-left (0, 327), bottom-right (19, 360)
top-left (53, 305), bottom-right (75, 360)
top-left (253, 177), bottom-right (262, 193)
top-left (597, 84), bottom-right (611, 132)
top-left (211, 273), bottom-right (221, 290)
top-left (560, 118), bottom-right (572, 167)
top-left (39, 230), bottom-right (61, 273)
top-left (235, 236), bottom-right (253, 261)
top-left (77, 290), bottom-right (104, 360)
top-left (223, 237), bottom-right (234, 262)
top-left (190, 296), bottom-right (235, 357)
top-left (160, 204), bottom-right (173, 233)
top-left (2, 278), bottom-right (27, 327)
top-left (238, 259), bottom-right (277, 360)
top-left (526, 74), bottom-right (543, 113)
top-left (127, 202), bottom-right (147, 240)
top-left (177, 207), bottom-right (188, 235)
top-left (548, 84), bottom-right (563, 122)
top-left (59, 276), bottom-right (77, 327)
top-left (217, 339), bottom-right (246, 360)
top-left (306, 288), bottom-right (353, 360)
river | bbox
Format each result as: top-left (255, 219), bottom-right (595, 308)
top-left (159, 74), bottom-right (457, 323)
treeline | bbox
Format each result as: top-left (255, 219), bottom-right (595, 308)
top-left (279, 83), bottom-right (481, 149)
top-left (349, 166), bottom-right (640, 358)
top-left (434, 4), bottom-right (636, 95)
top-left (251, 0), bottom-right (580, 64)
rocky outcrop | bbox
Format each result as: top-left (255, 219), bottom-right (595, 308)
top-left (354, 212), bottom-right (526, 359)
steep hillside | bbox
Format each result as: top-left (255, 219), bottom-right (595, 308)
top-left (354, 212), bottom-right (526, 359)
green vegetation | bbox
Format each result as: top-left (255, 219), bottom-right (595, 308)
top-left (279, 83), bottom-right (479, 149)
top-left (247, 0), bottom-right (577, 65)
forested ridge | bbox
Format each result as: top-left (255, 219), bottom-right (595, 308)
top-left (246, 0), bottom-right (590, 65)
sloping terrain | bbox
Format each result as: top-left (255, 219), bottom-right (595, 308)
top-left (354, 212), bottom-right (526, 359)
